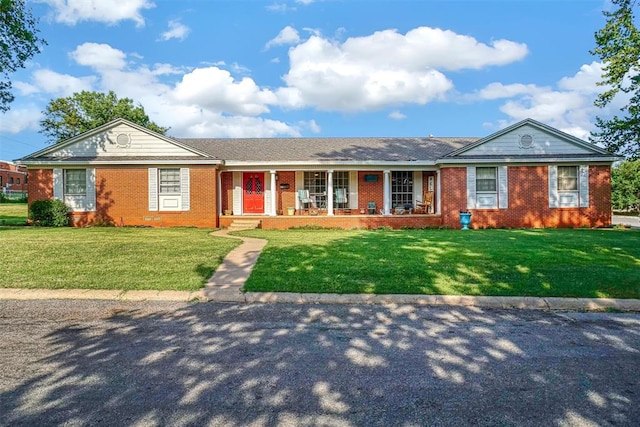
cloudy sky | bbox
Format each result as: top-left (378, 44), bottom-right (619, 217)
top-left (0, 0), bottom-right (620, 160)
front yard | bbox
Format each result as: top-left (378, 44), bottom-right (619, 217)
top-left (0, 227), bottom-right (239, 291)
top-left (2, 200), bottom-right (639, 298)
top-left (238, 228), bottom-right (640, 299)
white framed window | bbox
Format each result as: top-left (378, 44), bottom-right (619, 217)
top-left (53, 168), bottom-right (96, 212)
top-left (304, 171), bottom-right (327, 208)
top-left (159, 169), bottom-right (181, 194)
top-left (392, 171), bottom-right (413, 207)
top-left (549, 165), bottom-right (588, 208)
top-left (149, 167), bottom-right (190, 212)
top-left (467, 166), bottom-right (508, 209)
top-left (64, 169), bottom-right (86, 195)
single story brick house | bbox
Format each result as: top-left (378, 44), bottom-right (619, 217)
top-left (18, 117), bottom-right (617, 229)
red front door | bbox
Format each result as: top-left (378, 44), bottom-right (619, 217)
top-left (243, 173), bottom-right (264, 214)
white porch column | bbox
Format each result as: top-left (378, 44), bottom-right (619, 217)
top-left (327, 170), bottom-right (334, 216)
top-left (436, 170), bottom-right (441, 214)
top-left (383, 170), bottom-right (391, 215)
top-left (270, 170), bottom-right (277, 216)
top-left (217, 170), bottom-right (222, 216)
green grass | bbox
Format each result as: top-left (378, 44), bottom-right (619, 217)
top-left (238, 228), bottom-right (640, 299)
top-left (0, 228), bottom-right (239, 291)
top-left (0, 203), bottom-right (28, 226)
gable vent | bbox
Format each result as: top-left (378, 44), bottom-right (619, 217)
top-left (116, 133), bottom-right (131, 148)
top-left (519, 134), bottom-right (533, 149)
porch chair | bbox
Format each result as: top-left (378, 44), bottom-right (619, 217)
top-left (298, 189), bottom-right (313, 212)
top-left (415, 191), bottom-right (434, 214)
top-left (335, 188), bottom-right (348, 206)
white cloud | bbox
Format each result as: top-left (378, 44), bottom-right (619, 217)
top-left (476, 82), bottom-right (543, 100)
top-left (265, 26), bottom-right (301, 49)
top-left (296, 0), bottom-right (315, 4)
top-left (389, 111), bottom-right (406, 120)
top-left (0, 106), bottom-right (42, 133)
top-left (480, 62), bottom-right (613, 140)
top-left (159, 20), bottom-right (190, 41)
top-left (266, 3), bottom-right (296, 12)
top-left (279, 27), bottom-right (527, 112)
top-left (38, 0), bottom-right (154, 27)
top-left (32, 69), bottom-right (95, 95)
top-left (70, 43), bottom-right (127, 71)
top-left (172, 67), bottom-right (277, 116)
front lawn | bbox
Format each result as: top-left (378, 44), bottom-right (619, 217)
top-left (0, 203), bottom-right (28, 226)
top-left (0, 228), bottom-right (239, 291)
top-left (239, 228), bottom-right (640, 299)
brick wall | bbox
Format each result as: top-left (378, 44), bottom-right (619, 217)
top-left (441, 165), bottom-right (612, 229)
top-left (358, 171), bottom-right (383, 213)
top-left (220, 214), bottom-right (443, 230)
top-left (28, 166), bottom-right (218, 228)
top-left (1, 162), bottom-right (28, 192)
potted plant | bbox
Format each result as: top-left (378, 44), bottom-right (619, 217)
top-left (459, 210), bottom-right (472, 230)
top-left (287, 207), bottom-right (295, 216)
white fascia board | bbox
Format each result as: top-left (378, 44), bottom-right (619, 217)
top-left (437, 156), bottom-right (619, 165)
top-left (19, 159), bottom-right (223, 167)
top-left (222, 160), bottom-right (438, 168)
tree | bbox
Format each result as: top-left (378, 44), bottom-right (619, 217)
top-left (40, 90), bottom-right (169, 143)
top-left (0, 0), bottom-right (46, 112)
top-left (591, 0), bottom-right (640, 159)
top-left (611, 159), bottom-right (640, 211)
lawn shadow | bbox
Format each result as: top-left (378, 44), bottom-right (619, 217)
top-left (243, 229), bottom-right (640, 298)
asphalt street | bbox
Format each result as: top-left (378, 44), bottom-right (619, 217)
top-left (0, 300), bottom-right (638, 427)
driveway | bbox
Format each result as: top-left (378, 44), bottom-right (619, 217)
top-left (1, 300), bottom-right (639, 426)
top-left (613, 214), bottom-right (640, 228)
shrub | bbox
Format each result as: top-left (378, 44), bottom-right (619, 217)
top-left (29, 199), bottom-right (70, 227)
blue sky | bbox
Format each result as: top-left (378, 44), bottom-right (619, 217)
top-left (0, 0), bottom-right (620, 161)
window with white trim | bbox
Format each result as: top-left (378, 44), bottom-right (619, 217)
top-left (557, 166), bottom-right (578, 191)
top-left (64, 169), bottom-right (86, 196)
top-left (304, 171), bottom-right (327, 208)
top-left (467, 166), bottom-right (508, 210)
top-left (53, 168), bottom-right (95, 212)
top-left (392, 171), bottom-right (413, 207)
top-left (549, 165), bottom-right (588, 208)
top-left (159, 169), bottom-right (181, 194)
top-left (148, 167), bottom-right (190, 212)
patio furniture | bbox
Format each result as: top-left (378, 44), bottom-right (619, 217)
top-left (367, 201), bottom-right (376, 215)
top-left (298, 189), bottom-right (313, 212)
top-left (415, 191), bottom-right (434, 214)
top-left (335, 188), bottom-right (348, 205)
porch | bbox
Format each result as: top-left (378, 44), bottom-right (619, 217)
top-left (219, 213), bottom-right (444, 230)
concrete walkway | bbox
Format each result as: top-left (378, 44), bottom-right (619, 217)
top-left (1, 227), bottom-right (639, 312)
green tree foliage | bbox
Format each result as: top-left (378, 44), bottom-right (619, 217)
top-left (0, 0), bottom-right (46, 112)
top-left (591, 0), bottom-right (640, 159)
top-left (40, 90), bottom-right (169, 144)
top-left (611, 159), bottom-right (640, 211)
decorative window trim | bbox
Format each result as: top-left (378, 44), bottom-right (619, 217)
top-left (549, 165), bottom-right (589, 208)
top-left (53, 168), bottom-right (96, 212)
top-left (519, 134), bottom-right (534, 149)
top-left (148, 167), bottom-right (190, 212)
top-left (467, 166), bottom-right (508, 210)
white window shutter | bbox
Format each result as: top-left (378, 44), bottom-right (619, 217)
top-left (148, 168), bottom-right (158, 211)
top-left (548, 165), bottom-right (558, 208)
top-left (86, 168), bottom-right (96, 211)
top-left (53, 168), bottom-right (63, 200)
top-left (349, 171), bottom-right (358, 209)
top-left (579, 165), bottom-right (589, 207)
top-left (180, 168), bottom-right (190, 211)
top-left (498, 166), bottom-right (508, 209)
top-left (466, 166), bottom-right (476, 210)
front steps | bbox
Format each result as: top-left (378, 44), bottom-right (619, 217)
top-left (227, 219), bottom-right (261, 231)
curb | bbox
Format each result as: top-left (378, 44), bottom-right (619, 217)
top-left (1, 288), bottom-right (639, 312)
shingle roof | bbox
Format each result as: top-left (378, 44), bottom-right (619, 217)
top-left (177, 136), bottom-right (479, 162)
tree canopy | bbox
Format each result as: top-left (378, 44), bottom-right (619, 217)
top-left (40, 90), bottom-right (169, 144)
top-left (0, 0), bottom-right (46, 112)
top-left (611, 159), bottom-right (640, 211)
top-left (591, 0), bottom-right (640, 159)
